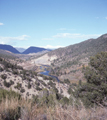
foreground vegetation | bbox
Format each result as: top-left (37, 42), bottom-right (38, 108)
top-left (0, 90), bottom-right (107, 120)
top-left (0, 90), bottom-right (106, 120)
top-left (75, 52), bottom-right (107, 107)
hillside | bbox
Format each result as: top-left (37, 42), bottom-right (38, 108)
top-left (0, 49), bottom-right (18, 59)
top-left (0, 57), bottom-right (69, 99)
top-left (48, 33), bottom-right (107, 81)
top-left (0, 44), bottom-right (20, 54)
top-left (22, 46), bottom-right (51, 54)
top-left (48, 33), bottom-right (107, 58)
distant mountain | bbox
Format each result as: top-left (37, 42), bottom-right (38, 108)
top-left (15, 47), bottom-right (26, 53)
top-left (22, 46), bottom-right (51, 54)
top-left (0, 44), bottom-right (20, 54)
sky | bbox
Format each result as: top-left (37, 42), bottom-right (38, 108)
top-left (0, 0), bottom-right (107, 49)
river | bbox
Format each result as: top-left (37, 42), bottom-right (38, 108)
top-left (40, 67), bottom-right (60, 82)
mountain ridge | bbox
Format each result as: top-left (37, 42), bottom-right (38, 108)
top-left (0, 44), bottom-right (20, 54)
top-left (48, 33), bottom-right (107, 57)
top-left (22, 46), bottom-right (51, 54)
top-left (48, 33), bottom-right (107, 81)
top-left (0, 44), bottom-right (51, 54)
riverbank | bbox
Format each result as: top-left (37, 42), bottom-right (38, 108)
top-left (40, 66), bottom-right (60, 83)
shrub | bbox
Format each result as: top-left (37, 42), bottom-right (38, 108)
top-left (35, 82), bottom-right (40, 86)
top-left (20, 88), bottom-right (25, 93)
top-left (14, 83), bottom-right (22, 90)
top-left (32, 95), bottom-right (39, 104)
top-left (68, 87), bottom-right (72, 94)
top-left (48, 81), bottom-right (56, 87)
top-left (1, 74), bottom-right (7, 80)
top-left (75, 52), bottom-right (107, 107)
top-left (43, 75), bottom-right (48, 80)
top-left (36, 86), bottom-right (42, 91)
top-left (0, 67), bottom-right (3, 72)
top-left (3, 80), bottom-right (11, 88)
top-left (60, 97), bottom-right (69, 105)
top-left (28, 81), bottom-right (31, 89)
top-left (10, 80), bottom-right (14, 85)
top-left (64, 79), bottom-right (70, 84)
top-left (0, 88), bottom-right (21, 102)
top-left (12, 69), bottom-right (19, 75)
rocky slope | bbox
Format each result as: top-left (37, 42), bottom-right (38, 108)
top-left (0, 57), bottom-right (70, 99)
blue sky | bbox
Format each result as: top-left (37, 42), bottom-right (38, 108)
top-left (0, 0), bottom-right (107, 49)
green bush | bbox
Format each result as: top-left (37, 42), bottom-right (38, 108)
top-left (75, 52), bottom-right (107, 107)
top-left (48, 81), bottom-right (56, 87)
top-left (1, 74), bottom-right (7, 80)
top-left (3, 80), bottom-right (11, 88)
top-left (14, 83), bottom-right (22, 90)
top-left (60, 97), bottom-right (69, 105)
top-left (28, 81), bottom-right (31, 89)
top-left (32, 95), bottom-right (39, 104)
top-left (10, 80), bottom-right (14, 85)
top-left (64, 79), bottom-right (70, 84)
top-left (36, 86), bottom-right (42, 91)
top-left (20, 88), bottom-right (25, 93)
top-left (0, 88), bottom-right (21, 102)
top-left (68, 87), bottom-right (72, 94)
top-left (0, 66), bottom-right (3, 72)
top-left (12, 69), bottom-right (19, 75)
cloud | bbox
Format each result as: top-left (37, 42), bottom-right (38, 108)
top-left (42, 38), bottom-right (54, 40)
top-left (0, 35), bottom-right (30, 44)
top-left (106, 17), bottom-right (107, 19)
top-left (0, 23), bottom-right (4, 25)
top-left (53, 33), bottom-right (101, 39)
top-left (39, 45), bottom-right (64, 49)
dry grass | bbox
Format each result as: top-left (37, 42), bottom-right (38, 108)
top-left (0, 97), bottom-right (107, 120)
top-left (47, 105), bottom-right (107, 120)
top-left (0, 98), bottom-right (46, 120)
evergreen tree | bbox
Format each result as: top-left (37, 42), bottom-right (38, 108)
top-left (75, 52), bottom-right (107, 107)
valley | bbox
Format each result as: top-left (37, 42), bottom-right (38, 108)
top-left (0, 34), bottom-right (107, 119)
top-left (1, 34), bottom-right (107, 96)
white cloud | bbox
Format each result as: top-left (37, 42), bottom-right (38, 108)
top-left (0, 35), bottom-right (30, 44)
top-left (0, 41), bottom-right (5, 44)
top-left (0, 35), bottom-right (30, 41)
top-left (53, 33), bottom-right (101, 39)
top-left (0, 23), bottom-right (4, 25)
top-left (42, 38), bottom-right (54, 40)
top-left (39, 45), bottom-right (64, 49)
top-left (105, 17), bottom-right (107, 19)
